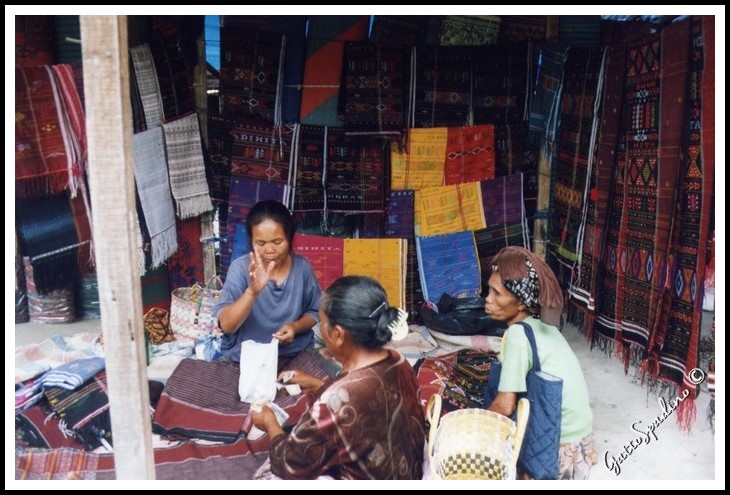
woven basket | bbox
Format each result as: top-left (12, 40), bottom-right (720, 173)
top-left (170, 280), bottom-right (222, 341)
top-left (426, 394), bottom-right (529, 480)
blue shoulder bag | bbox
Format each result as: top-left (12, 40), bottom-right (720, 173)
top-left (484, 321), bottom-right (562, 480)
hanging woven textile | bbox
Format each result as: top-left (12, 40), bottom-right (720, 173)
top-left (161, 113), bottom-right (214, 219)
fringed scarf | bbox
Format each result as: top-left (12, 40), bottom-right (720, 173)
top-left (15, 66), bottom-right (83, 199)
top-left (161, 113), bottom-right (214, 219)
top-left (50, 64), bottom-right (87, 168)
top-left (130, 43), bottom-right (165, 128)
top-left (132, 127), bottom-right (178, 269)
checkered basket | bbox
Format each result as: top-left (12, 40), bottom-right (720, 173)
top-left (426, 394), bottom-right (529, 480)
top-left (170, 278), bottom-right (223, 341)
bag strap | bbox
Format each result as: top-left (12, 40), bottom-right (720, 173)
top-left (516, 321), bottom-right (541, 372)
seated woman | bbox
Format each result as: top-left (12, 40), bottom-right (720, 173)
top-left (484, 246), bottom-right (596, 480)
top-left (213, 200), bottom-right (321, 361)
top-left (251, 275), bottom-right (425, 480)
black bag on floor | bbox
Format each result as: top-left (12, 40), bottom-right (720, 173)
top-left (420, 293), bottom-right (508, 336)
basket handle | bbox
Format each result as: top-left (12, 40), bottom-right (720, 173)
top-left (426, 394), bottom-right (442, 460)
top-left (512, 398), bottom-right (530, 457)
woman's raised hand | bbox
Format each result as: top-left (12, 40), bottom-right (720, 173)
top-left (248, 250), bottom-right (275, 295)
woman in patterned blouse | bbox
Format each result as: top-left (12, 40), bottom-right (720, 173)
top-left (251, 275), bottom-right (425, 480)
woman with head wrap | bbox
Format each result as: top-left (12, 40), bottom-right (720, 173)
top-left (251, 275), bottom-right (425, 480)
top-left (484, 246), bottom-right (596, 480)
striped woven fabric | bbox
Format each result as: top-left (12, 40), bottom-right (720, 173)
top-left (472, 43), bottom-right (530, 125)
top-left (299, 16), bottom-right (370, 126)
top-left (149, 33), bottom-right (195, 121)
top-left (438, 15), bottom-right (501, 46)
top-left (566, 45), bottom-right (623, 316)
top-left (444, 125), bottom-right (496, 185)
top-left (390, 127), bottom-right (447, 191)
top-left (475, 174), bottom-right (530, 268)
top-left (325, 129), bottom-right (387, 213)
top-left (292, 125), bottom-right (326, 212)
top-left (50, 64), bottom-right (87, 166)
top-left (528, 42), bottom-right (570, 145)
top-left (161, 113), bottom-right (213, 219)
top-left (342, 42), bottom-right (406, 136)
top-left (410, 46), bottom-right (472, 128)
top-left (219, 27), bottom-right (285, 124)
top-left (132, 127), bottom-right (178, 269)
top-left (223, 16), bottom-right (308, 124)
top-left (414, 182), bottom-right (486, 237)
top-left (167, 217), bottom-right (205, 291)
top-left (595, 29), bottom-right (682, 359)
top-left (548, 47), bottom-right (605, 289)
top-left (153, 352), bottom-right (329, 443)
top-left (15, 67), bottom-right (83, 199)
top-left (648, 17), bottom-right (714, 409)
top-left (229, 118), bottom-right (297, 185)
top-left (416, 230), bottom-right (481, 304)
top-left (344, 238), bottom-right (407, 309)
top-left (384, 190), bottom-right (415, 239)
top-left (292, 233), bottom-right (344, 292)
top-left (129, 43), bottom-right (165, 128)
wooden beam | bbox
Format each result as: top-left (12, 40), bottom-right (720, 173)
top-left (80, 15), bottom-right (155, 480)
top-left (195, 35), bottom-right (217, 282)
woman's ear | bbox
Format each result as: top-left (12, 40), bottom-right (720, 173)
top-left (331, 324), bottom-right (348, 347)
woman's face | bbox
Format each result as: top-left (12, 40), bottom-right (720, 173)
top-left (250, 219), bottom-right (290, 268)
top-left (484, 271), bottom-right (527, 326)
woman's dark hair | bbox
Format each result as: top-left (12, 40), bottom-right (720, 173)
top-left (321, 275), bottom-right (399, 349)
top-left (246, 200), bottom-right (296, 249)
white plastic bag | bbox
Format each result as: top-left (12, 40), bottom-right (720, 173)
top-left (238, 339), bottom-right (279, 403)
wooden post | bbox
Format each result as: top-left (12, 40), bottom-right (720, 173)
top-left (195, 35), bottom-right (217, 282)
top-left (80, 15), bottom-right (155, 480)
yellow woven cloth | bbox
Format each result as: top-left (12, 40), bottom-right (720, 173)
top-left (415, 181), bottom-right (486, 236)
top-left (391, 128), bottom-right (448, 190)
top-left (344, 238), bottom-right (407, 308)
